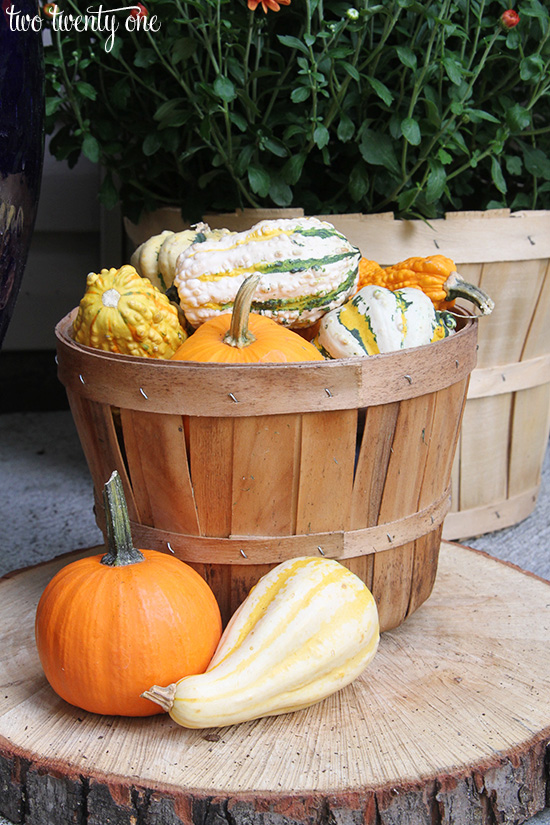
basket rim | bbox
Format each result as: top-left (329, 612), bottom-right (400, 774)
top-left (55, 307), bottom-right (478, 416)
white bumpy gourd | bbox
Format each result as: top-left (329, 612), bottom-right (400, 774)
top-left (173, 217), bottom-right (361, 329)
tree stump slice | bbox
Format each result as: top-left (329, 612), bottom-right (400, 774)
top-left (1, 542), bottom-right (549, 825)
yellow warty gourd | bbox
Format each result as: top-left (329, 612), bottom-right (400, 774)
top-left (73, 265), bottom-right (186, 358)
top-left (142, 556), bottom-right (380, 728)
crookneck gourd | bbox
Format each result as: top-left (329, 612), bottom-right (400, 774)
top-left (171, 273), bottom-right (325, 363)
top-left (35, 471), bottom-right (222, 717)
top-left (72, 264), bottom-right (186, 357)
top-left (130, 223), bottom-right (233, 292)
top-left (315, 284), bottom-right (457, 359)
top-left (357, 254), bottom-right (494, 314)
top-left (173, 216), bottom-right (361, 329)
top-left (143, 555), bottom-right (380, 728)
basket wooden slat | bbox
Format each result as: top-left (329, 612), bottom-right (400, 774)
top-left (56, 311), bottom-right (477, 631)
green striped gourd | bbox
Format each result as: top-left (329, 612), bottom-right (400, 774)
top-left (315, 284), bottom-right (457, 359)
top-left (142, 556), bottom-right (379, 728)
top-left (130, 224), bottom-right (233, 292)
top-left (173, 217), bottom-right (361, 329)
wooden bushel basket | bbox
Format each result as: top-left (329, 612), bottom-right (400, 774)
top-left (55, 310), bottom-right (477, 632)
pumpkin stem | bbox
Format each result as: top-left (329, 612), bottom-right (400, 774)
top-left (444, 271), bottom-right (495, 316)
top-left (141, 683), bottom-right (177, 713)
top-left (223, 273), bottom-right (261, 348)
top-left (101, 470), bottom-right (145, 567)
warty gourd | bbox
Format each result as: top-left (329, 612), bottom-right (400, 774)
top-left (173, 216), bottom-right (361, 329)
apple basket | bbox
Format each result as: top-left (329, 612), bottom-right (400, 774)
top-left (55, 308), bottom-right (477, 632)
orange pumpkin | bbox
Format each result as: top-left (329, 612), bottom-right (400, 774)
top-left (171, 274), bottom-right (325, 364)
top-left (35, 471), bottom-right (222, 717)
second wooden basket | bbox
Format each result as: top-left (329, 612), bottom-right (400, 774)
top-left (55, 310), bottom-right (477, 632)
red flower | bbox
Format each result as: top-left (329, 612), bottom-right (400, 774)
top-left (248, 0), bottom-right (290, 12)
top-left (501, 9), bottom-right (520, 28)
top-left (129, 2), bottom-right (148, 18)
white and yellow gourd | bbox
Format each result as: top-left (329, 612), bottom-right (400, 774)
top-left (314, 284), bottom-right (457, 359)
top-left (142, 556), bottom-right (379, 728)
top-left (130, 224), bottom-right (233, 292)
top-left (173, 217), bottom-right (361, 329)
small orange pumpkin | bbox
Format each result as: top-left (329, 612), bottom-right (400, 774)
top-left (35, 471), bottom-right (222, 717)
top-left (171, 274), bottom-right (325, 364)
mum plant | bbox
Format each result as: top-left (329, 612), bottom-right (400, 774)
top-left (44, 0), bottom-right (550, 223)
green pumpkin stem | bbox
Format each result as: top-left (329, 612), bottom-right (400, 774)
top-left (444, 271), bottom-right (495, 316)
top-left (223, 273), bottom-right (261, 348)
top-left (101, 470), bottom-right (145, 566)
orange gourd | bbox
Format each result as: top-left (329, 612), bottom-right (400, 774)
top-left (35, 471), bottom-right (222, 717)
top-left (357, 254), bottom-right (494, 314)
top-left (171, 274), bottom-right (325, 363)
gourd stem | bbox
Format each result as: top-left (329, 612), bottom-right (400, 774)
top-left (141, 683), bottom-right (177, 713)
top-left (444, 271), bottom-right (495, 316)
top-left (223, 273), bottom-right (261, 348)
top-left (101, 470), bottom-right (145, 567)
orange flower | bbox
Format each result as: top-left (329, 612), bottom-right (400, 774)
top-left (248, 0), bottom-right (290, 12)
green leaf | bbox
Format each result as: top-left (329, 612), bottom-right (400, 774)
top-left (397, 188), bottom-right (419, 212)
top-left (98, 174), bottom-right (119, 210)
top-left (277, 35), bottom-right (309, 56)
top-left (491, 157), bottom-right (507, 194)
top-left (313, 124), bottom-right (330, 149)
top-left (143, 133), bottom-right (162, 157)
top-left (395, 45), bottom-right (417, 70)
top-left (269, 178), bottom-right (293, 207)
top-left (425, 160), bottom-right (446, 203)
top-left (441, 56), bottom-right (463, 86)
top-left (134, 49), bottom-right (157, 68)
top-left (229, 112), bottom-right (248, 132)
top-left (282, 153), bottom-right (306, 185)
top-left (506, 104), bottom-right (531, 132)
top-left (263, 137), bottom-right (288, 158)
top-left (75, 81), bottom-right (97, 101)
top-left (520, 55), bottom-right (546, 82)
top-left (45, 97), bottom-right (63, 117)
top-left (349, 163), bottom-right (368, 202)
top-left (437, 148), bottom-right (453, 165)
top-left (171, 37), bottom-right (197, 63)
top-left (341, 62), bottom-right (360, 81)
top-left (154, 99), bottom-right (186, 125)
top-left (213, 76), bottom-right (237, 102)
top-left (235, 145), bottom-right (255, 177)
top-left (505, 155), bottom-right (522, 176)
top-left (522, 146), bottom-right (550, 180)
top-left (359, 129), bottom-right (400, 175)
top-left (401, 117), bottom-right (421, 145)
top-left (337, 114), bottom-right (355, 142)
top-left (248, 165), bottom-right (271, 197)
top-left (82, 134), bottom-right (100, 163)
top-left (366, 76), bottom-right (394, 107)
top-left (464, 109), bottom-right (500, 124)
top-left (291, 86), bottom-right (310, 103)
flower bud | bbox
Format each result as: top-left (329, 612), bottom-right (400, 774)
top-left (500, 9), bottom-right (520, 29)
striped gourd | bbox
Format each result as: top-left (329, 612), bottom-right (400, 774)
top-left (142, 556), bottom-right (380, 728)
top-left (173, 217), bottom-right (361, 329)
top-left (130, 224), bottom-right (233, 292)
top-left (315, 284), bottom-right (456, 359)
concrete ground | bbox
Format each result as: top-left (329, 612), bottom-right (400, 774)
top-left (0, 410), bottom-right (549, 824)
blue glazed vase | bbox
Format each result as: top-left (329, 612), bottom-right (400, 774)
top-left (0, 0), bottom-right (44, 346)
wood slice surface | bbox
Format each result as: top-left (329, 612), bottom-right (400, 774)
top-left (1, 542), bottom-right (550, 825)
